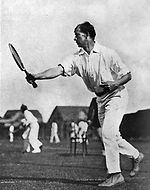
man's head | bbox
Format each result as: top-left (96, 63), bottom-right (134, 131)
top-left (20, 104), bottom-right (28, 113)
top-left (74, 21), bottom-right (96, 48)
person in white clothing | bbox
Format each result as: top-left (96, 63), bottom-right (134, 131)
top-left (9, 125), bottom-right (14, 142)
top-left (0, 112), bottom-right (23, 143)
top-left (50, 122), bottom-right (60, 143)
top-left (20, 104), bottom-right (43, 153)
top-left (78, 120), bottom-right (88, 143)
top-left (27, 21), bottom-right (144, 186)
top-left (70, 121), bottom-right (79, 139)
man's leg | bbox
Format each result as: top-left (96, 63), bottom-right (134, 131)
top-left (117, 131), bottom-right (144, 177)
top-left (98, 97), bottom-right (126, 187)
top-left (26, 140), bottom-right (31, 152)
top-left (55, 134), bottom-right (60, 143)
top-left (97, 127), bottom-right (105, 155)
top-left (104, 92), bottom-right (143, 177)
top-left (98, 91), bottom-right (143, 187)
top-left (29, 125), bottom-right (41, 153)
top-left (22, 127), bottom-right (31, 153)
top-left (22, 139), bottom-right (30, 153)
top-left (50, 135), bottom-right (54, 143)
top-left (102, 101), bottom-right (123, 174)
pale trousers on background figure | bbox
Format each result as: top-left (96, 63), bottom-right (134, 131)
top-left (29, 122), bottom-right (42, 150)
top-left (97, 89), bottom-right (139, 174)
top-left (9, 132), bottom-right (14, 142)
top-left (22, 127), bottom-right (31, 152)
top-left (50, 122), bottom-right (60, 143)
top-left (9, 125), bottom-right (14, 142)
top-left (50, 134), bottom-right (60, 143)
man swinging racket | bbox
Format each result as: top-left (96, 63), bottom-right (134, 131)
top-left (10, 21), bottom-right (144, 187)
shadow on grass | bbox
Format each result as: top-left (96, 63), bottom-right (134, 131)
top-left (0, 176), bottom-right (103, 186)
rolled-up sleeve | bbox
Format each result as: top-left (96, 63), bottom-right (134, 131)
top-left (58, 55), bottom-right (76, 77)
top-left (110, 50), bottom-right (130, 78)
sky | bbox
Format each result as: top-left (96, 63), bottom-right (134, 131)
top-left (1, 0), bottom-right (150, 122)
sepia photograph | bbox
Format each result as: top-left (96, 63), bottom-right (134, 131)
top-left (0, 0), bottom-right (150, 189)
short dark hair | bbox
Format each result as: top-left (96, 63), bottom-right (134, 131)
top-left (20, 104), bottom-right (28, 113)
top-left (74, 21), bottom-right (96, 40)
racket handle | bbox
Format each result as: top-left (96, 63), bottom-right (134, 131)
top-left (31, 80), bottom-right (38, 88)
top-left (25, 72), bottom-right (38, 88)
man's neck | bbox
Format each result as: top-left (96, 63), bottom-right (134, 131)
top-left (83, 40), bottom-right (95, 54)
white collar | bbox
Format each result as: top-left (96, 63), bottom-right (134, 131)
top-left (78, 41), bottom-right (101, 55)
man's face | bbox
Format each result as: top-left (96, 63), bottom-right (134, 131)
top-left (74, 27), bottom-right (87, 48)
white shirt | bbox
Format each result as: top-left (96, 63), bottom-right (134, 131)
top-left (78, 121), bottom-right (88, 133)
top-left (59, 42), bottom-right (130, 93)
top-left (24, 110), bottom-right (38, 126)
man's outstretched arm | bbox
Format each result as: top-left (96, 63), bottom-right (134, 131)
top-left (33, 65), bottom-right (64, 80)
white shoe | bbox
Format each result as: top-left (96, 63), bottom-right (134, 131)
top-left (32, 149), bottom-right (41, 153)
top-left (130, 152), bottom-right (144, 177)
top-left (98, 173), bottom-right (125, 187)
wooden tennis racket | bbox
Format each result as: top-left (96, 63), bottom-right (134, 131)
top-left (8, 43), bottom-right (37, 88)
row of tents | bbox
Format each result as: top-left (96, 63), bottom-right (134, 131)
top-left (0, 106), bottom-right (89, 140)
top-left (0, 105), bottom-right (150, 140)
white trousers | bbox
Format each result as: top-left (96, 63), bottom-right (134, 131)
top-left (50, 133), bottom-right (60, 143)
top-left (22, 127), bottom-right (30, 152)
top-left (97, 89), bottom-right (139, 173)
top-left (9, 132), bottom-right (14, 142)
top-left (29, 123), bottom-right (42, 150)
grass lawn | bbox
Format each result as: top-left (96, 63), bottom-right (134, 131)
top-left (0, 138), bottom-right (150, 190)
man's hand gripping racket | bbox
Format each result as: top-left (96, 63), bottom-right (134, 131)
top-left (8, 43), bottom-right (37, 88)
